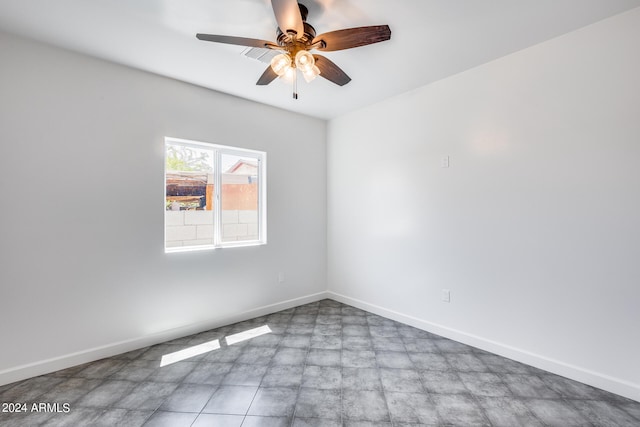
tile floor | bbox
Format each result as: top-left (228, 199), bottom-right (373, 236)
top-left (1, 299), bottom-right (639, 426)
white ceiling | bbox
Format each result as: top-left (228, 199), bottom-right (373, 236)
top-left (1, 0), bottom-right (639, 119)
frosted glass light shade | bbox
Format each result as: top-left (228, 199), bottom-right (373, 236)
top-left (295, 50), bottom-right (315, 73)
top-left (270, 53), bottom-right (292, 76)
top-left (302, 64), bottom-right (321, 83)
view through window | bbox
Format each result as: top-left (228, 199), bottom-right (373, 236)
top-left (165, 137), bottom-right (266, 252)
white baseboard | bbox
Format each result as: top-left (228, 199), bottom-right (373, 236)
top-left (328, 291), bottom-right (640, 403)
top-left (4, 289), bottom-right (637, 403)
top-left (0, 291), bottom-right (329, 387)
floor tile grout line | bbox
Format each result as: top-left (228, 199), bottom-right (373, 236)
top-left (614, 399), bottom-right (640, 423)
top-left (191, 383), bottom-right (222, 426)
top-left (169, 314), bottom-right (278, 426)
top-left (338, 307), bottom-right (345, 427)
top-left (368, 314), bottom-right (396, 426)
top-left (525, 370), bottom-right (598, 427)
top-left (288, 307), bottom-right (318, 427)
top-left (491, 372), bottom-right (547, 427)
top-left (455, 369), bottom-right (498, 426)
top-left (450, 353), bottom-right (506, 427)
top-left (561, 396), bottom-right (599, 427)
top-left (404, 324), bottom-right (446, 426)
top-left (238, 312), bottom-right (294, 426)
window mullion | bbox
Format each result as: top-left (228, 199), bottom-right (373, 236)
top-left (214, 149), bottom-right (222, 247)
top-left (257, 157), bottom-right (264, 243)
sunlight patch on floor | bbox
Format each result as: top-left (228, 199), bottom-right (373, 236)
top-left (159, 325), bottom-right (273, 366)
top-left (225, 325), bottom-right (272, 346)
top-left (160, 339), bottom-right (221, 367)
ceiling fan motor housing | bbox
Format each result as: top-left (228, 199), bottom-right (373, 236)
top-left (276, 3), bottom-right (316, 47)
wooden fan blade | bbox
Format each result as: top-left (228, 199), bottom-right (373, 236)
top-left (313, 55), bottom-right (351, 86)
top-left (196, 34), bottom-right (274, 48)
top-left (271, 0), bottom-right (304, 37)
top-left (313, 25), bottom-right (391, 52)
top-left (256, 66), bottom-right (278, 86)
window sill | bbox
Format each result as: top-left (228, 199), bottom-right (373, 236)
top-left (165, 240), bottom-right (266, 254)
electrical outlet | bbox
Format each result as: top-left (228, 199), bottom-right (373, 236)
top-left (441, 156), bottom-right (450, 168)
top-left (278, 272), bottom-right (285, 283)
top-left (441, 289), bottom-right (451, 303)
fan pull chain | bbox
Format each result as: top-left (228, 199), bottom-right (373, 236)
top-left (293, 67), bottom-right (298, 100)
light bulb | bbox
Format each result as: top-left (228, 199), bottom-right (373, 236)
top-left (270, 53), bottom-right (291, 76)
top-left (285, 67), bottom-right (295, 79)
top-left (295, 50), bottom-right (315, 73)
top-left (302, 64), bottom-right (320, 83)
top-left (280, 66), bottom-right (295, 82)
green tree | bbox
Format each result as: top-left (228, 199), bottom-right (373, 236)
top-left (166, 145), bottom-right (212, 172)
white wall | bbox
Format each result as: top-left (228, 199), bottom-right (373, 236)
top-left (327, 8), bottom-right (640, 400)
top-left (0, 32), bottom-right (326, 384)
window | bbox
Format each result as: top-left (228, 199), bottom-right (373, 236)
top-left (164, 137), bottom-right (266, 252)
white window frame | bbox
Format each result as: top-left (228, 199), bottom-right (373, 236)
top-left (164, 136), bottom-right (267, 253)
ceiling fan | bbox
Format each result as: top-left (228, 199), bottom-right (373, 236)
top-left (196, 0), bottom-right (391, 98)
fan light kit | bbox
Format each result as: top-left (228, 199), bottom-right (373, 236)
top-left (197, 0), bottom-right (391, 99)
